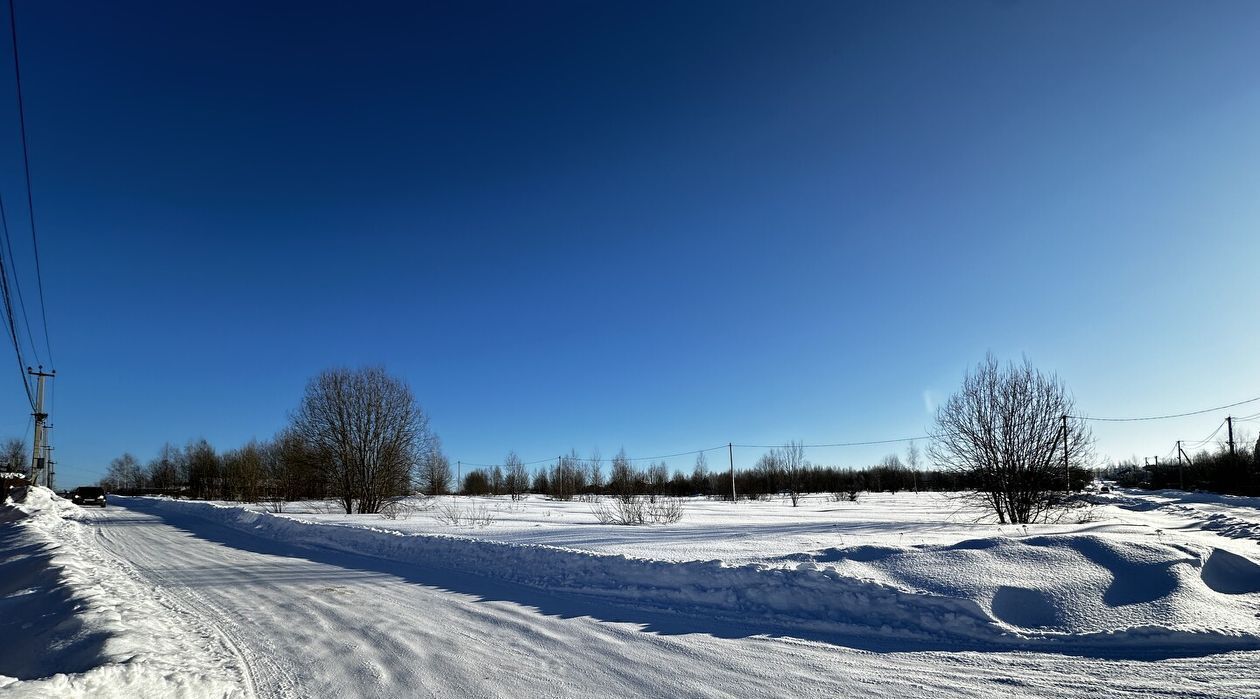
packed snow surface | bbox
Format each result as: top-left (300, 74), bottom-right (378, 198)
top-left (4, 487), bottom-right (1260, 697)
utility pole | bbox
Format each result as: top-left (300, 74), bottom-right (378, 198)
top-left (457, 460), bottom-right (461, 492)
top-left (1061, 414), bottom-right (1069, 493)
top-left (1226, 416), bottom-right (1235, 456)
top-left (1176, 440), bottom-right (1184, 491)
top-left (728, 443), bottom-right (736, 503)
top-left (43, 444), bottom-right (54, 490)
top-left (27, 366), bottom-right (53, 486)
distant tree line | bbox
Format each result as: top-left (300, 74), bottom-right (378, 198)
top-left (101, 366), bottom-right (444, 514)
top-left (457, 442), bottom-right (974, 502)
top-left (97, 356), bottom-right (1107, 525)
top-left (1100, 435), bottom-right (1260, 496)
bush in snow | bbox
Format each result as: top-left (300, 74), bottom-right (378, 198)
top-left (930, 354), bottom-right (1093, 524)
top-left (590, 495), bottom-right (683, 525)
top-left (435, 501), bottom-right (496, 528)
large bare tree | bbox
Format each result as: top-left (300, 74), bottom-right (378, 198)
top-left (2, 438), bottom-right (27, 474)
top-left (931, 355), bottom-right (1092, 524)
top-left (291, 366), bottom-right (435, 514)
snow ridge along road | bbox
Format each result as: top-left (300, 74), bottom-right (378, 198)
top-left (126, 495), bottom-right (1260, 654)
top-left (5, 488), bottom-right (1260, 698)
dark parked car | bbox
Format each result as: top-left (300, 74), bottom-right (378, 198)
top-left (72, 486), bottom-right (108, 508)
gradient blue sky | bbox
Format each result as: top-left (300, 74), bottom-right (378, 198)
top-left (1, 1), bottom-right (1256, 487)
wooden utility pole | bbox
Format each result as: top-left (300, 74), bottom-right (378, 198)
top-left (1226, 416), bottom-right (1235, 456)
top-left (27, 367), bottom-right (53, 486)
top-left (728, 443), bottom-right (736, 502)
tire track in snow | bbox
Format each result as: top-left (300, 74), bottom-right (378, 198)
top-left (88, 514), bottom-right (301, 698)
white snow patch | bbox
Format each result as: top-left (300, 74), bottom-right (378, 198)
top-left (130, 495), bottom-right (1260, 653)
top-left (0, 487), bottom-right (242, 697)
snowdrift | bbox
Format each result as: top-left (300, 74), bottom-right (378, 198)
top-left (801, 535), bottom-right (1260, 647)
top-left (130, 497), bottom-right (1260, 654)
top-left (0, 487), bottom-right (239, 697)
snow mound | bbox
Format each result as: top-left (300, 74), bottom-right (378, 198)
top-left (804, 534), bottom-right (1260, 648)
top-left (0, 487), bottom-right (241, 696)
top-left (130, 497), bottom-right (1260, 653)
top-left (1201, 549), bottom-right (1260, 595)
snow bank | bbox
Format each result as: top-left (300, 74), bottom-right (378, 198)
top-left (799, 534), bottom-right (1260, 650)
top-left (0, 487), bottom-right (241, 697)
top-left (130, 497), bottom-right (1260, 653)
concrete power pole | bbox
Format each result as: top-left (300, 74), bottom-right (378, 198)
top-left (27, 367), bottom-right (53, 486)
top-left (728, 443), bottom-right (736, 502)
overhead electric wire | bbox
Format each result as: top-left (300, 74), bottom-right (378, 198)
top-left (1181, 420), bottom-right (1226, 449)
top-left (1070, 395), bottom-right (1260, 422)
top-left (733, 435), bottom-right (927, 449)
top-left (0, 189), bottom-right (40, 365)
top-left (456, 394), bottom-right (1258, 471)
top-left (6, 0), bottom-right (50, 367)
top-left (628, 445), bottom-right (729, 462)
top-left (0, 193), bottom-right (33, 409)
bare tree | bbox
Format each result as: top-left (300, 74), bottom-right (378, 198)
top-left (930, 354), bottom-right (1093, 524)
top-left (2, 438), bottom-right (26, 474)
top-left (782, 441), bottom-right (808, 506)
top-left (291, 366), bottom-right (436, 514)
top-left (609, 448), bottom-right (635, 501)
top-left (504, 451), bottom-right (528, 500)
top-left (223, 440), bottom-right (266, 503)
top-left (185, 439), bottom-right (221, 500)
top-left (268, 428), bottom-right (321, 506)
top-left (905, 441), bottom-right (921, 493)
top-left (146, 443), bottom-right (183, 492)
top-left (646, 461), bottom-right (669, 500)
top-left (418, 451), bottom-right (452, 496)
top-left (102, 453), bottom-right (145, 492)
top-left (586, 449), bottom-right (604, 492)
top-left (691, 451), bottom-right (709, 495)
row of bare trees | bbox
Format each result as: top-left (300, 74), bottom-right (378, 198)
top-left (102, 366), bottom-right (443, 514)
top-left (458, 355), bottom-right (1095, 525)
top-left (97, 356), bottom-right (1094, 525)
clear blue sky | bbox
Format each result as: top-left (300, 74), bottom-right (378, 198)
top-left (1, 1), bottom-right (1256, 487)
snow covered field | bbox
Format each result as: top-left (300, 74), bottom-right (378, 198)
top-left (3, 487), bottom-right (1260, 697)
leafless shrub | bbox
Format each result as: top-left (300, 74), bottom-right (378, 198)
top-left (435, 500), bottom-right (496, 528)
top-left (647, 497), bottom-right (684, 524)
top-left (435, 501), bottom-right (466, 526)
top-left (590, 495), bottom-right (682, 525)
top-left (379, 498), bottom-right (417, 521)
top-left (931, 354), bottom-right (1093, 524)
top-left (590, 495), bottom-right (645, 525)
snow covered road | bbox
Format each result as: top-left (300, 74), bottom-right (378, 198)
top-left (6, 495), bottom-right (1243, 698)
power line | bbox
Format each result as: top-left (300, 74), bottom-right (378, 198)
top-left (628, 445), bottom-right (729, 462)
top-left (6, 0), bottom-right (51, 366)
top-left (1181, 420), bottom-right (1226, 448)
top-left (1070, 395), bottom-right (1260, 422)
top-left (454, 395), bottom-right (1258, 471)
top-left (0, 189), bottom-right (39, 365)
top-left (733, 435), bottom-right (926, 449)
top-left (0, 193), bottom-right (33, 408)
